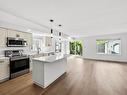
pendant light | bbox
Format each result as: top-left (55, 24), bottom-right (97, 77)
top-left (50, 19), bottom-right (54, 38)
top-left (58, 24), bottom-right (62, 40)
top-left (51, 28), bottom-right (53, 38)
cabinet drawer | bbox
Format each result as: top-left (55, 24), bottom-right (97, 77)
top-left (0, 60), bottom-right (5, 64)
top-left (0, 59), bottom-right (9, 64)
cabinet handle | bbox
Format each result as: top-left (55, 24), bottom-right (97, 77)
top-left (0, 61), bottom-right (4, 63)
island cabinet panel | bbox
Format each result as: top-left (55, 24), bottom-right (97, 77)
top-left (44, 58), bottom-right (67, 87)
top-left (32, 55), bottom-right (67, 88)
top-left (0, 28), bottom-right (7, 47)
top-left (32, 60), bottom-right (44, 87)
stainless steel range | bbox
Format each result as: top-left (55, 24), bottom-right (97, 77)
top-left (5, 50), bottom-right (29, 79)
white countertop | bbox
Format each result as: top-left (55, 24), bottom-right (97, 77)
top-left (33, 54), bottom-right (68, 62)
top-left (0, 57), bottom-right (9, 60)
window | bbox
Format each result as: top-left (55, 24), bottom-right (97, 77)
top-left (70, 41), bottom-right (83, 55)
top-left (33, 39), bottom-right (43, 51)
top-left (55, 42), bottom-right (61, 53)
top-left (96, 39), bottom-right (121, 55)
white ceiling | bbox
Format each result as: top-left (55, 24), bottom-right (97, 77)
top-left (0, 0), bottom-right (127, 37)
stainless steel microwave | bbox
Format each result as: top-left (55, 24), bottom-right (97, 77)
top-left (7, 37), bottom-right (27, 47)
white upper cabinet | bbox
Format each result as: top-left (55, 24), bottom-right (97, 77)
top-left (0, 28), bottom-right (7, 47)
top-left (7, 29), bottom-right (19, 38)
top-left (7, 29), bottom-right (26, 38)
top-left (23, 32), bottom-right (33, 48)
top-left (7, 29), bottom-right (33, 48)
top-left (0, 27), bottom-right (33, 48)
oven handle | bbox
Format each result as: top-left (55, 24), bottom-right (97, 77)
top-left (10, 57), bottom-right (29, 61)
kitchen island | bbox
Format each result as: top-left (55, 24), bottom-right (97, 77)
top-left (32, 54), bottom-right (67, 88)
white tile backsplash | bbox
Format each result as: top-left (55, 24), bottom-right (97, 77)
top-left (0, 46), bottom-right (31, 56)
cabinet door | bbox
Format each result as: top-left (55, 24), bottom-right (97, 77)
top-left (17, 31), bottom-right (27, 39)
top-left (28, 33), bottom-right (33, 48)
top-left (7, 29), bottom-right (25, 38)
top-left (7, 29), bottom-right (17, 37)
top-left (0, 28), bottom-right (7, 47)
top-left (7, 29), bottom-right (33, 48)
top-left (23, 33), bottom-right (33, 48)
top-left (0, 59), bottom-right (9, 81)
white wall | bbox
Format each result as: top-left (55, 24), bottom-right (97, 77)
top-left (77, 33), bottom-right (127, 62)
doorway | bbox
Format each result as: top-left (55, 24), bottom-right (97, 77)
top-left (70, 41), bottom-right (83, 55)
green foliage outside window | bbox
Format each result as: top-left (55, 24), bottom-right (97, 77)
top-left (96, 40), bottom-right (106, 45)
top-left (70, 42), bottom-right (76, 55)
top-left (70, 41), bottom-right (83, 55)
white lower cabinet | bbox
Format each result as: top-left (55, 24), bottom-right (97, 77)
top-left (0, 58), bottom-right (9, 83)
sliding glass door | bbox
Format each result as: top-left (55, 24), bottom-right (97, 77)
top-left (70, 41), bottom-right (83, 55)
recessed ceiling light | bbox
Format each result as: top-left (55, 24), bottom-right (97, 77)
top-left (50, 19), bottom-right (54, 22)
top-left (59, 24), bottom-right (62, 27)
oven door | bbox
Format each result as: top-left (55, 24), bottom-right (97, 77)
top-left (10, 58), bottom-right (29, 79)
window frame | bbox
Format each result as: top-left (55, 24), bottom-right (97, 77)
top-left (96, 39), bottom-right (121, 56)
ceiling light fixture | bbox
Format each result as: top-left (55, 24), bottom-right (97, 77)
top-left (50, 19), bottom-right (54, 38)
top-left (50, 19), bottom-right (54, 22)
top-left (59, 24), bottom-right (62, 27)
top-left (58, 24), bottom-right (62, 40)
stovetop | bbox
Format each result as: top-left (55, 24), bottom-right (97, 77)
top-left (4, 50), bottom-right (29, 61)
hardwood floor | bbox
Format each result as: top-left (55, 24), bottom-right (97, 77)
top-left (0, 56), bottom-right (127, 95)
